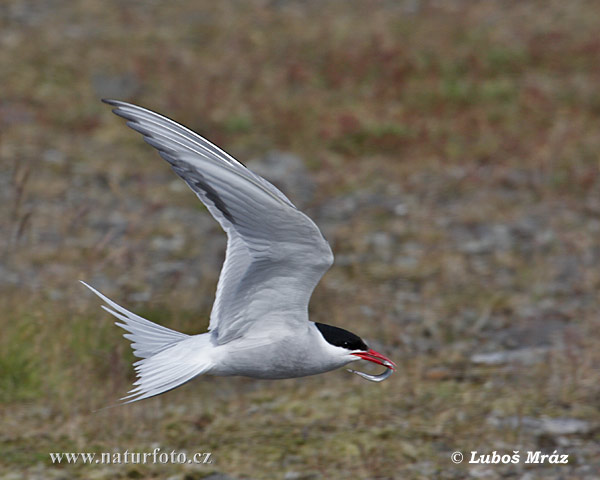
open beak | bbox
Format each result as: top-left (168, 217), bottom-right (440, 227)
top-left (352, 348), bottom-right (396, 371)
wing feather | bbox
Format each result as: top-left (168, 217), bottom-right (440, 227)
top-left (104, 100), bottom-right (333, 344)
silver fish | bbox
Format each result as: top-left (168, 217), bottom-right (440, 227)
top-left (347, 366), bottom-right (394, 382)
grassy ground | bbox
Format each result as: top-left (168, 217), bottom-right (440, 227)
top-left (1, 0), bottom-right (599, 478)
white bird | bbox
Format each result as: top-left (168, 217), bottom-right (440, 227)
top-left (83, 99), bottom-right (395, 404)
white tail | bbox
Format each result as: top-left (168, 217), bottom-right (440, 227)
top-left (81, 282), bottom-right (214, 403)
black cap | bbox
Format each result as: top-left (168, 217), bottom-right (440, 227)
top-left (315, 323), bottom-right (368, 351)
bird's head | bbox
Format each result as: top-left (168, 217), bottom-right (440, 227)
top-left (315, 323), bottom-right (396, 381)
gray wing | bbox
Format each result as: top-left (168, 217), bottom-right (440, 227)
top-left (104, 100), bottom-right (333, 344)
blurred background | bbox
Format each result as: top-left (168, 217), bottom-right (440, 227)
top-left (1, 0), bottom-right (599, 478)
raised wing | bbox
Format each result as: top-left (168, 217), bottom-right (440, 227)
top-left (104, 100), bottom-right (333, 344)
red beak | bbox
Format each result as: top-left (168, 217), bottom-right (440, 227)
top-left (352, 349), bottom-right (396, 371)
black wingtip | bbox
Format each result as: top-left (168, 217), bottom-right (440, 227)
top-left (101, 98), bottom-right (120, 106)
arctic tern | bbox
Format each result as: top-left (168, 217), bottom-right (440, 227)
top-left (83, 99), bottom-right (395, 403)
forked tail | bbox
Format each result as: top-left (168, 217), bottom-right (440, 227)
top-left (81, 281), bottom-right (213, 403)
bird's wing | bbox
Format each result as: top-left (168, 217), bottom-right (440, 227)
top-left (104, 100), bottom-right (333, 344)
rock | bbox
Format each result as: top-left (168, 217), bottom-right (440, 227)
top-left (3, 1), bottom-right (55, 27)
top-left (0, 264), bottom-right (23, 287)
top-left (151, 235), bottom-right (185, 252)
top-left (365, 231), bottom-right (395, 262)
top-left (246, 151), bottom-right (315, 208)
top-left (0, 101), bottom-right (35, 125)
top-left (470, 347), bottom-right (550, 366)
top-left (393, 202), bottom-right (408, 216)
top-left (468, 467), bottom-right (497, 479)
top-left (318, 190), bottom-right (407, 223)
top-left (91, 72), bottom-right (140, 99)
top-left (202, 474), bottom-right (251, 480)
top-left (538, 418), bottom-right (594, 436)
top-left (495, 312), bottom-right (569, 349)
top-left (283, 472), bottom-right (319, 480)
top-left (489, 415), bottom-right (594, 436)
top-left (458, 224), bottom-right (512, 254)
top-left (127, 290), bottom-right (151, 303)
top-left (43, 149), bottom-right (66, 165)
top-left (0, 473), bottom-right (22, 480)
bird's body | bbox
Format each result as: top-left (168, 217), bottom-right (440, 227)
top-left (213, 325), bottom-right (346, 378)
top-left (83, 100), bottom-right (395, 403)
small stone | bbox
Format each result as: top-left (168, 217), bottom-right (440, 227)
top-left (246, 151), bottom-right (315, 208)
top-left (470, 347), bottom-right (550, 366)
top-left (489, 415), bottom-right (594, 436)
top-left (91, 72), bottom-right (140, 99)
top-left (284, 472), bottom-right (318, 480)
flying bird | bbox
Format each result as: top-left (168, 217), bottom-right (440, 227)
top-left (83, 99), bottom-right (395, 403)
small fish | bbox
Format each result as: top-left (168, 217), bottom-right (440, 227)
top-left (347, 365), bottom-right (394, 382)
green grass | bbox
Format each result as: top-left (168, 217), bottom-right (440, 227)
top-left (0, 319), bottom-right (42, 403)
